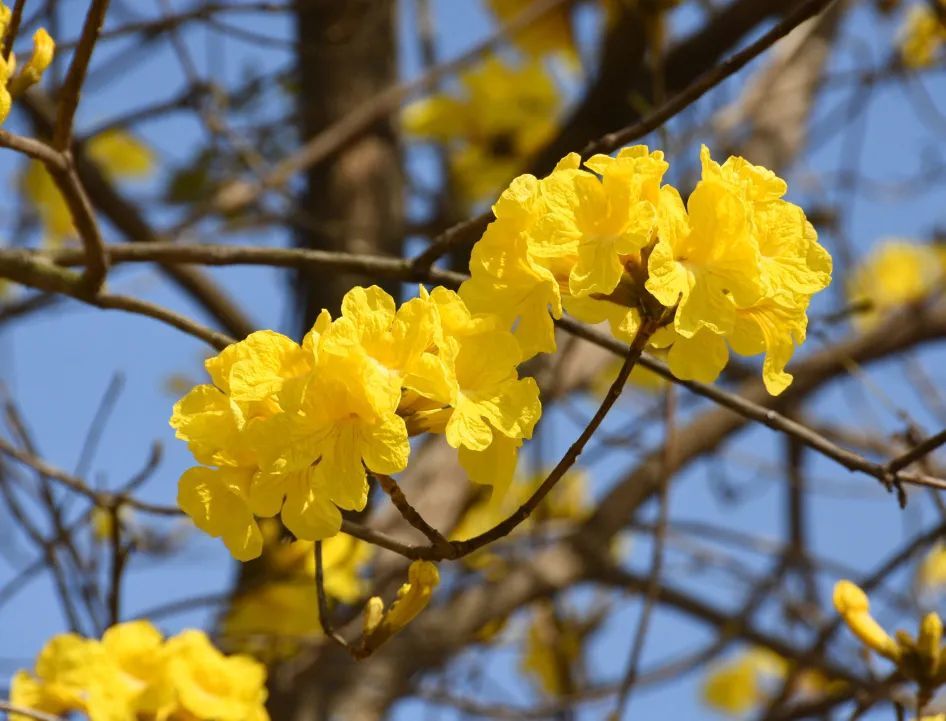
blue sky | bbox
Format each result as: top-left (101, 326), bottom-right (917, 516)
top-left (2, 1), bottom-right (946, 719)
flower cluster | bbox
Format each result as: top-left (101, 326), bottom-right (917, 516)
top-left (899, 1), bottom-right (946, 68)
top-left (461, 145), bottom-right (831, 395)
top-left (847, 239), bottom-right (946, 328)
top-left (11, 621), bottom-right (269, 721)
top-left (171, 144), bottom-right (826, 562)
top-left (221, 521), bottom-right (373, 660)
top-left (835, 579), bottom-right (946, 706)
top-left (403, 56), bottom-right (560, 203)
top-left (171, 284), bottom-right (540, 560)
top-left (1, 4), bottom-right (54, 126)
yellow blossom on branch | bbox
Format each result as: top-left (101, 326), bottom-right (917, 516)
top-left (356, 560), bottom-right (440, 657)
top-left (1, 6), bottom-right (55, 125)
top-left (834, 579), bottom-right (946, 706)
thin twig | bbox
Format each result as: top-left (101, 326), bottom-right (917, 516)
top-left (0, 436), bottom-right (180, 516)
top-left (582, 0), bottom-right (840, 157)
top-left (374, 473), bottom-right (452, 555)
top-left (314, 540), bottom-right (352, 650)
top-left (189, 0), bottom-right (573, 222)
top-left (450, 317), bottom-right (661, 558)
top-left (0, 0), bottom-right (26, 60)
top-left (53, 0), bottom-right (111, 149)
top-left (887, 428), bottom-right (946, 473)
top-left (611, 385), bottom-right (676, 717)
top-left (0, 701), bottom-right (65, 721)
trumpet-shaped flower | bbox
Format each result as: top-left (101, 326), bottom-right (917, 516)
top-left (646, 171), bottom-right (761, 338)
top-left (358, 561), bottom-right (440, 656)
top-left (165, 630), bottom-right (269, 721)
top-left (833, 580), bottom-right (901, 661)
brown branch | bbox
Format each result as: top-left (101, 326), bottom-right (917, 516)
top-left (54, 0), bottom-right (111, 149)
top-left (314, 540), bottom-right (353, 650)
top-left (887, 428), bottom-right (946, 473)
top-left (194, 0), bottom-right (573, 221)
top-left (0, 436), bottom-right (181, 516)
top-left (0, 701), bottom-right (65, 721)
top-left (581, 0), bottom-right (840, 157)
top-left (374, 473), bottom-right (452, 555)
top-left (449, 317), bottom-right (660, 559)
top-left (0, 129), bottom-right (66, 166)
top-left (0, 0), bottom-right (25, 60)
top-left (611, 386), bottom-right (676, 717)
top-left (558, 317), bottom-right (946, 498)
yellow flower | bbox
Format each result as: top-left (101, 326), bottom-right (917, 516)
top-left (170, 330), bottom-right (318, 559)
top-left (358, 561), bottom-right (440, 656)
top-left (1, 13), bottom-right (55, 125)
top-left (645, 164), bottom-right (762, 339)
top-left (11, 634), bottom-right (113, 721)
top-left (460, 183), bottom-right (564, 358)
top-left (833, 580), bottom-right (901, 661)
top-left (416, 286), bottom-right (541, 497)
top-left (165, 630), bottom-right (269, 721)
top-left (520, 604), bottom-right (584, 696)
top-left (646, 146), bottom-right (830, 394)
top-left (8, 28), bottom-right (55, 96)
top-left (702, 652), bottom-right (766, 715)
top-left (900, 3), bottom-right (946, 69)
top-left (404, 56), bottom-right (560, 202)
top-left (538, 146), bottom-right (665, 298)
top-left (100, 621), bottom-right (176, 718)
top-left (917, 541), bottom-right (946, 594)
top-left (20, 130), bottom-right (153, 247)
top-left (12, 622), bottom-right (180, 721)
top-left (486, 0), bottom-right (578, 62)
top-left (847, 240), bottom-right (945, 328)
top-left (461, 149), bottom-right (666, 359)
top-left (0, 4), bottom-right (11, 124)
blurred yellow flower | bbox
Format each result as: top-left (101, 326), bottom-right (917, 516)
top-left (486, 0), bottom-right (578, 62)
top-left (20, 129), bottom-right (154, 247)
top-left (221, 523), bottom-right (373, 659)
top-left (520, 603), bottom-right (584, 696)
top-left (165, 629), bottom-right (269, 721)
top-left (847, 240), bottom-right (945, 327)
top-left (403, 56), bottom-right (560, 203)
top-left (11, 621), bottom-right (269, 721)
top-left (702, 652), bottom-right (766, 715)
top-left (899, 2), bottom-right (946, 69)
top-left (917, 541), bottom-right (946, 594)
top-left (701, 648), bottom-right (836, 715)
